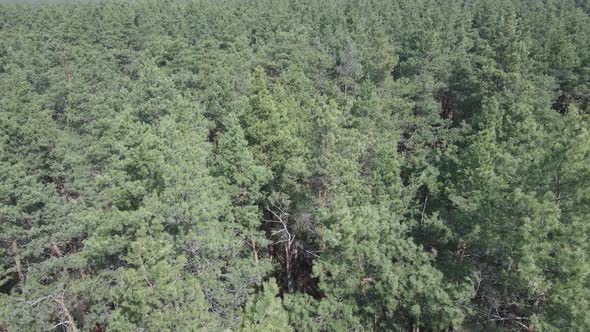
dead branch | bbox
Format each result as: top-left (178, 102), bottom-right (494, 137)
top-left (53, 294), bottom-right (79, 332)
top-left (10, 240), bottom-right (24, 283)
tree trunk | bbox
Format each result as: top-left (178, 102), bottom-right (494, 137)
top-left (54, 296), bottom-right (79, 332)
top-left (10, 240), bottom-right (24, 283)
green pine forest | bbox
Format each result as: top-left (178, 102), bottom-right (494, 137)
top-left (1, 0), bottom-right (589, 331)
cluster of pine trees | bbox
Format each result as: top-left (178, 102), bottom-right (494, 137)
top-left (1, 0), bottom-right (589, 330)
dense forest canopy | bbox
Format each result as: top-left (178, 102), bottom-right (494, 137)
top-left (0, 0), bottom-right (589, 330)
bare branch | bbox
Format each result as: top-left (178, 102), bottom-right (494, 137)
top-left (53, 294), bottom-right (79, 332)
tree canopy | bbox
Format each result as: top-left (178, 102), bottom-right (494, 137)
top-left (0, 0), bottom-right (589, 331)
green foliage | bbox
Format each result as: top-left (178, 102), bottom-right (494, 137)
top-left (109, 222), bottom-right (217, 331)
top-left (241, 278), bottom-right (292, 332)
top-left (0, 0), bottom-right (588, 331)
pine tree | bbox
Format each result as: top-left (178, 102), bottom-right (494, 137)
top-left (108, 219), bottom-right (218, 331)
top-left (241, 278), bottom-right (292, 332)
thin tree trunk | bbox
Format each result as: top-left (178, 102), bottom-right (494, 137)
top-left (285, 244), bottom-right (294, 293)
top-left (420, 194), bottom-right (428, 224)
top-left (555, 173), bottom-right (561, 208)
top-left (51, 243), bottom-right (63, 257)
top-left (10, 240), bottom-right (24, 283)
top-left (252, 239), bottom-right (259, 264)
top-left (54, 295), bottom-right (79, 332)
